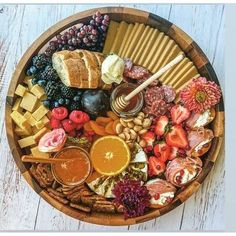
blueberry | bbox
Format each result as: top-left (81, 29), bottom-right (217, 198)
top-left (73, 96), bottom-right (80, 102)
top-left (54, 101), bottom-right (60, 108)
top-left (32, 78), bottom-right (38, 85)
top-left (26, 69), bottom-right (32, 76)
top-left (65, 98), bottom-right (70, 105)
top-left (43, 100), bottom-right (51, 108)
top-left (58, 98), bottom-right (65, 105)
top-left (29, 66), bottom-right (37, 75)
top-left (38, 79), bottom-right (47, 87)
top-left (77, 90), bottom-right (83, 96)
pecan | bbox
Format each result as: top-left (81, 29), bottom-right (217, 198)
top-left (62, 185), bottom-right (84, 195)
top-left (48, 192), bottom-right (69, 205)
top-left (70, 203), bottom-right (91, 213)
top-left (80, 195), bottom-right (106, 206)
top-left (47, 188), bottom-right (65, 198)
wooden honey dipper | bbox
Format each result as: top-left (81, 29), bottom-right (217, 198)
top-left (113, 54), bottom-right (185, 112)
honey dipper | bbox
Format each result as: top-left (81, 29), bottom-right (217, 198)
top-left (113, 54), bottom-right (185, 112)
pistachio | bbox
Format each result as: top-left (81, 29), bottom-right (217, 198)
top-left (124, 132), bottom-right (131, 141)
top-left (115, 123), bottom-right (123, 134)
top-left (139, 129), bottom-right (148, 135)
top-left (133, 125), bottom-right (142, 132)
top-left (133, 118), bottom-right (143, 126)
top-left (120, 118), bottom-right (128, 127)
top-left (118, 133), bottom-right (126, 140)
top-left (127, 122), bottom-right (134, 129)
top-left (143, 118), bottom-right (152, 128)
top-left (137, 115), bottom-right (144, 121)
top-left (139, 139), bottom-right (147, 148)
top-left (138, 112), bottom-right (145, 118)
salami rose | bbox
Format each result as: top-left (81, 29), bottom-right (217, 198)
top-left (38, 128), bottom-right (67, 152)
top-left (165, 157), bottom-right (202, 187)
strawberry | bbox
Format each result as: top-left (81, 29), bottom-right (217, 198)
top-left (148, 156), bottom-right (166, 177)
top-left (171, 105), bottom-right (190, 125)
top-left (69, 110), bottom-right (89, 124)
top-left (50, 117), bottom-right (62, 129)
top-left (52, 107), bottom-right (68, 120)
top-left (153, 142), bottom-right (171, 162)
top-left (166, 125), bottom-right (189, 149)
top-left (61, 119), bottom-right (76, 132)
top-left (155, 115), bottom-right (169, 136)
top-left (142, 131), bottom-right (155, 147)
top-left (169, 146), bottom-right (179, 160)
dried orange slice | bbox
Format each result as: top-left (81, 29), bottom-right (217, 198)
top-left (89, 121), bottom-right (108, 136)
top-left (96, 117), bottom-right (113, 126)
top-left (105, 121), bottom-right (116, 135)
top-left (106, 111), bottom-right (119, 121)
top-left (90, 136), bottom-right (131, 176)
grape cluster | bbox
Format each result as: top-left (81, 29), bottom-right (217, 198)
top-left (44, 11), bottom-right (110, 57)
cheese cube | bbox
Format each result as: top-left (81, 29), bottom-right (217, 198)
top-left (31, 146), bottom-right (49, 158)
top-left (32, 126), bottom-right (40, 134)
top-left (41, 116), bottom-right (50, 125)
top-left (23, 76), bottom-right (32, 84)
top-left (35, 120), bottom-right (44, 129)
top-left (34, 127), bottom-right (50, 142)
top-left (40, 94), bottom-right (47, 102)
top-left (23, 111), bottom-right (32, 120)
top-left (20, 92), bottom-right (38, 112)
top-left (15, 84), bottom-right (27, 97)
top-left (10, 111), bottom-right (31, 131)
top-left (26, 79), bottom-right (33, 90)
top-left (30, 85), bottom-right (45, 99)
top-left (12, 98), bottom-right (23, 113)
top-left (32, 105), bottom-right (49, 121)
top-left (15, 126), bottom-right (31, 136)
top-left (18, 136), bottom-right (36, 148)
top-left (28, 116), bottom-right (37, 126)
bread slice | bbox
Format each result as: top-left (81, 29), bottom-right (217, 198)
top-left (52, 49), bottom-right (107, 89)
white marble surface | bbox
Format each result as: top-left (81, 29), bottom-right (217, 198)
top-left (0, 4), bottom-right (225, 231)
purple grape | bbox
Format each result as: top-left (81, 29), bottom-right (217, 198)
top-left (69, 28), bottom-right (75, 36)
top-left (95, 11), bottom-right (101, 17)
top-left (104, 15), bottom-right (109, 21)
top-left (83, 37), bottom-right (89, 44)
top-left (95, 17), bottom-right (101, 23)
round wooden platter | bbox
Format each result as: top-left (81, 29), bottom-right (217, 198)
top-left (5, 7), bottom-right (224, 226)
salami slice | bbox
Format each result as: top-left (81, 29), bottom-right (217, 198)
top-left (162, 85), bottom-right (176, 103)
top-left (144, 87), bottom-right (165, 106)
top-left (124, 65), bottom-right (150, 80)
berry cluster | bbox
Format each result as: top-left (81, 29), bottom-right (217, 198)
top-left (50, 107), bottom-right (94, 140)
top-left (44, 11), bottom-right (110, 57)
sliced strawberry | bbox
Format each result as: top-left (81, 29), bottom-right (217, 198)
top-left (171, 105), bottom-right (190, 125)
top-left (169, 147), bottom-right (179, 160)
top-left (153, 142), bottom-right (171, 162)
top-left (166, 125), bottom-right (189, 149)
top-left (148, 156), bottom-right (166, 177)
top-left (142, 131), bottom-right (155, 147)
top-left (155, 115), bottom-right (169, 136)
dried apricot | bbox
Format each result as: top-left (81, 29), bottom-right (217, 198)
top-left (90, 121), bottom-right (108, 136)
top-left (106, 111), bottom-right (119, 121)
top-left (84, 122), bottom-right (93, 132)
top-left (96, 117), bottom-right (113, 126)
top-left (112, 119), bottom-right (120, 134)
top-left (105, 121), bottom-right (116, 135)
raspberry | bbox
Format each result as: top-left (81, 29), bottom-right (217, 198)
top-left (76, 123), bottom-right (84, 130)
top-left (52, 107), bottom-right (68, 120)
top-left (61, 119), bottom-right (76, 132)
top-left (68, 129), bottom-right (76, 138)
top-left (50, 117), bottom-right (62, 129)
top-left (69, 110), bottom-right (89, 124)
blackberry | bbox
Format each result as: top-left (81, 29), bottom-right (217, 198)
top-left (69, 101), bottom-right (81, 111)
top-left (60, 84), bottom-right (76, 99)
top-left (44, 80), bottom-right (60, 98)
top-left (40, 65), bottom-right (59, 81)
top-left (32, 54), bottom-right (51, 70)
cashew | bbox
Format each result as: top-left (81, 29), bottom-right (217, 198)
top-left (139, 139), bottom-right (147, 148)
top-left (139, 129), bottom-right (148, 135)
top-left (138, 112), bottom-right (145, 118)
top-left (130, 131), bottom-right (137, 140)
top-left (122, 118), bottom-right (133, 123)
top-left (133, 125), bottom-right (142, 132)
top-left (127, 122), bottom-right (134, 129)
top-left (124, 132), bottom-right (131, 141)
top-left (118, 133), bottom-right (126, 140)
top-left (120, 118), bottom-right (128, 127)
top-left (115, 123), bottom-right (123, 134)
top-left (143, 118), bottom-right (152, 128)
top-left (133, 118), bottom-right (143, 126)
top-left (127, 142), bottom-right (134, 149)
top-left (123, 127), bottom-right (130, 133)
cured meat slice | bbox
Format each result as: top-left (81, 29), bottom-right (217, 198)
top-left (145, 178), bottom-right (176, 208)
top-left (162, 85), bottom-right (176, 103)
top-left (144, 86), bottom-right (165, 106)
top-left (165, 157), bottom-right (202, 187)
top-left (38, 128), bottom-right (67, 152)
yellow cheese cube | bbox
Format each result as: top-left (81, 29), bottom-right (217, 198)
top-left (32, 126), bottom-right (40, 134)
top-left (41, 116), bottom-right (50, 125)
top-left (10, 111), bottom-right (31, 131)
top-left (20, 92), bottom-right (38, 112)
top-left (23, 111), bottom-right (32, 120)
top-left (31, 146), bottom-right (49, 158)
top-left (26, 79), bottom-right (33, 90)
top-left (32, 105), bottom-right (49, 121)
top-left (23, 76), bottom-right (32, 84)
top-left (34, 127), bottom-right (50, 142)
top-left (14, 126), bottom-right (31, 136)
top-left (18, 136), bottom-right (36, 148)
top-left (35, 120), bottom-right (44, 129)
top-left (40, 94), bottom-right (47, 102)
top-left (30, 84), bottom-right (45, 99)
top-left (15, 84), bottom-right (27, 97)
top-left (12, 98), bottom-right (23, 113)
top-left (28, 116), bottom-right (37, 126)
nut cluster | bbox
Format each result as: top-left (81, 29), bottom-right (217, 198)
top-left (115, 112), bottom-right (152, 148)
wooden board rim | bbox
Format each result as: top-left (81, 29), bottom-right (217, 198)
top-left (4, 6), bottom-right (224, 226)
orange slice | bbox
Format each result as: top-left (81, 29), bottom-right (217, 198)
top-left (90, 136), bottom-right (131, 176)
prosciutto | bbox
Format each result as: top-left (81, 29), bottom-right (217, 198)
top-left (165, 157), bottom-right (202, 187)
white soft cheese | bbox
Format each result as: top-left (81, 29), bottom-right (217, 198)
top-left (175, 169), bottom-right (196, 184)
top-left (194, 139), bottom-right (211, 152)
top-left (150, 192), bottom-right (175, 205)
top-left (194, 110), bottom-right (210, 128)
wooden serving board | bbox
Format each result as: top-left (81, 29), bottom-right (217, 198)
top-left (4, 7), bottom-right (224, 226)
